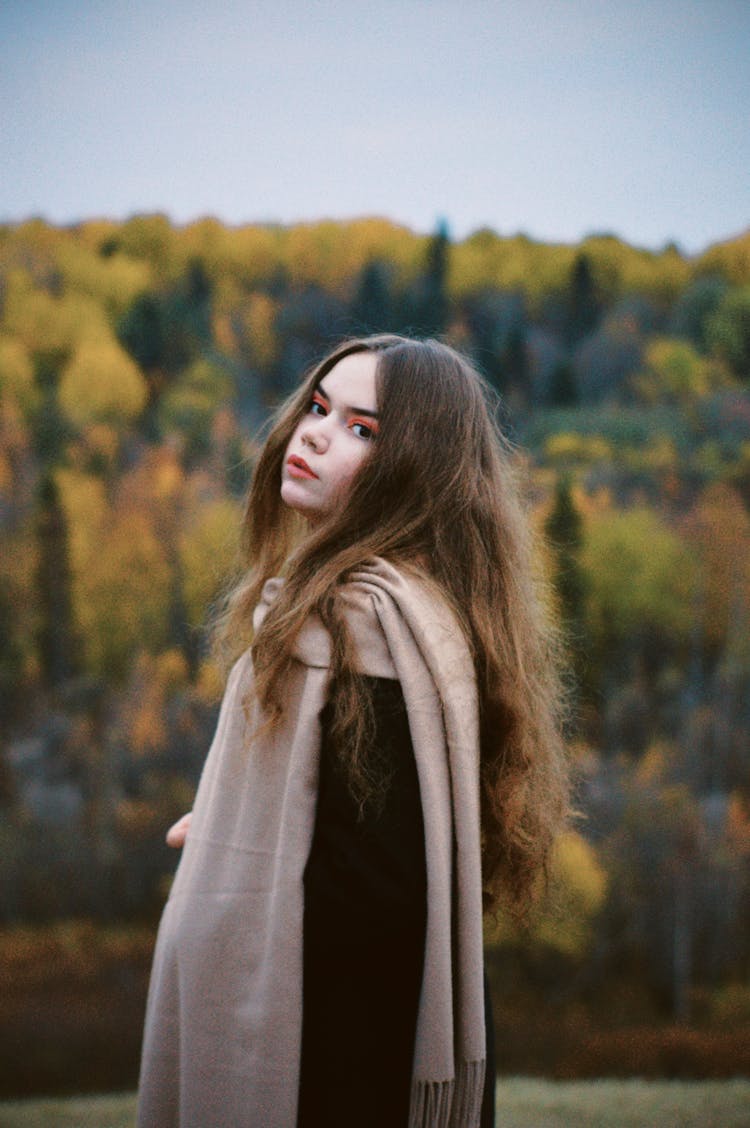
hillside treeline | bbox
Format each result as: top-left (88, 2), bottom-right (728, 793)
top-left (1, 214), bottom-right (750, 1084)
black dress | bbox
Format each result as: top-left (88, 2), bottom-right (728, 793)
top-left (297, 677), bottom-right (496, 1128)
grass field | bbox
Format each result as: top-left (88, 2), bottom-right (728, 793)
top-left (0, 1080), bottom-right (748, 1128)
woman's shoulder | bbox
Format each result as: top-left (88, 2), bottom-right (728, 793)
top-left (341, 557), bottom-right (474, 682)
top-left (337, 561), bottom-right (402, 678)
top-left (343, 557), bottom-right (464, 638)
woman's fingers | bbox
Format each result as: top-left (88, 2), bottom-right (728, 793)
top-left (166, 811), bottom-right (193, 848)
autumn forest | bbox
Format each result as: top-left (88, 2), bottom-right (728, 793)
top-left (1, 214), bottom-right (749, 1094)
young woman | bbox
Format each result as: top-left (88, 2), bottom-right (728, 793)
top-left (137, 335), bottom-right (570, 1128)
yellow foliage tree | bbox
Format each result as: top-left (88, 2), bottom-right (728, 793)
top-left (0, 336), bottom-right (39, 415)
top-left (121, 650), bottom-right (190, 759)
top-left (158, 357), bottom-right (233, 461)
top-left (2, 277), bottom-right (109, 356)
top-left (179, 498), bottom-right (240, 629)
top-left (54, 468), bottom-right (108, 578)
top-left (450, 231), bottom-right (574, 306)
top-left (486, 830), bottom-right (608, 957)
top-left (59, 335), bottom-right (148, 427)
top-left (583, 508), bottom-right (696, 643)
top-left (75, 218), bottom-right (121, 253)
top-left (633, 337), bottom-right (730, 404)
top-left (54, 466), bottom-right (173, 677)
top-left (579, 234), bottom-right (689, 306)
top-left (544, 432), bottom-right (613, 466)
top-left (340, 217), bottom-right (423, 286)
top-left (55, 242), bottom-right (152, 317)
top-left (241, 292), bottom-right (280, 368)
top-left (115, 213), bottom-right (179, 279)
top-left (76, 508), bottom-right (173, 678)
top-left (531, 831), bottom-right (609, 956)
top-left (214, 224), bottom-right (284, 290)
top-left (695, 230), bottom-right (750, 286)
top-left (0, 219), bottom-right (60, 286)
top-left (280, 219), bottom-right (422, 295)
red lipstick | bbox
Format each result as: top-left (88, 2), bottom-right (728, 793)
top-left (287, 454), bottom-right (318, 479)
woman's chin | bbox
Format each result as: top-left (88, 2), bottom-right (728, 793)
top-left (281, 478), bottom-right (308, 509)
top-left (280, 483), bottom-right (324, 525)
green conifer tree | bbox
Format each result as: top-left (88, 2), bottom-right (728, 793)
top-left (350, 260), bottom-right (394, 333)
top-left (566, 252), bottom-right (601, 346)
top-left (34, 473), bottom-right (80, 687)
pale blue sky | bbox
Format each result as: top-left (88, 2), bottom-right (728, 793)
top-left (1, 0), bottom-right (748, 252)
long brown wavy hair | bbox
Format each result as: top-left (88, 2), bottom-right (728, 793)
top-left (211, 334), bottom-right (570, 918)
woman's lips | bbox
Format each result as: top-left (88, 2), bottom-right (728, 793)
top-left (287, 454), bottom-right (318, 479)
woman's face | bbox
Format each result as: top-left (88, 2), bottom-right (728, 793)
top-left (281, 351), bottom-right (379, 525)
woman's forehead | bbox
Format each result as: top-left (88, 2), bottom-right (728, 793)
top-left (317, 352), bottom-right (378, 409)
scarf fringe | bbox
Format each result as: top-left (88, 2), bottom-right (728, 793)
top-left (409, 1059), bottom-right (486, 1128)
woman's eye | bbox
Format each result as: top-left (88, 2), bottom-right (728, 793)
top-left (351, 420), bottom-right (376, 440)
top-left (310, 398), bottom-right (327, 417)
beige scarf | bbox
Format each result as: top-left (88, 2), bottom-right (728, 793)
top-left (137, 558), bottom-right (486, 1128)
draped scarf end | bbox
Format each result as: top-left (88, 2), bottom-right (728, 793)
top-left (409, 1059), bottom-right (486, 1128)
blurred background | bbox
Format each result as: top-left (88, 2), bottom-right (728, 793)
top-left (1, 0), bottom-right (749, 1101)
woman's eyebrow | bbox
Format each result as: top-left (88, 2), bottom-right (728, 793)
top-left (315, 380), bottom-right (379, 418)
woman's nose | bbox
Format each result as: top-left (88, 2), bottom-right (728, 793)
top-left (300, 417), bottom-right (330, 451)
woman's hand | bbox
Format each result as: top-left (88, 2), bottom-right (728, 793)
top-left (166, 812), bottom-right (193, 848)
